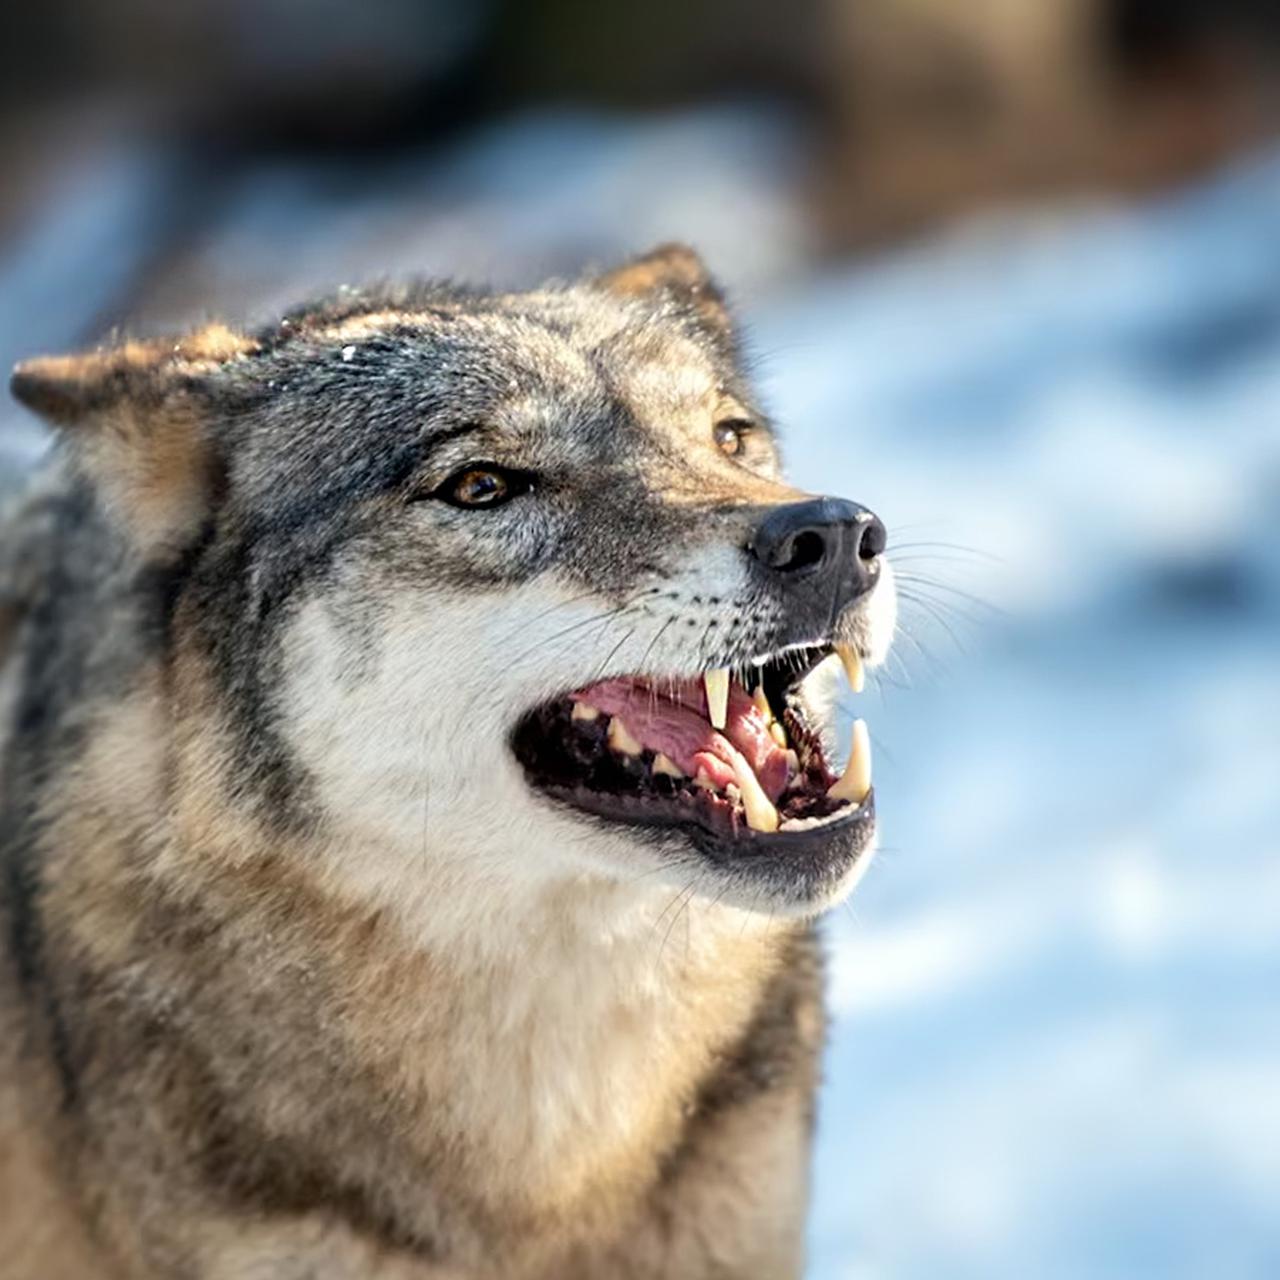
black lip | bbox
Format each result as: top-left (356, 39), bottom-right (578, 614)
top-left (532, 778), bottom-right (876, 866)
top-left (529, 780), bottom-right (877, 907)
top-left (758, 641), bottom-right (832, 722)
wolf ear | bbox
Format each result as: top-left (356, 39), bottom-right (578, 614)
top-left (596, 243), bottom-right (733, 338)
top-left (10, 324), bottom-right (258, 556)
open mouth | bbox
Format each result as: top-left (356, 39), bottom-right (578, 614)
top-left (511, 645), bottom-right (873, 847)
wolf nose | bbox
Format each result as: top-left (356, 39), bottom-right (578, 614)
top-left (749, 497), bottom-right (886, 596)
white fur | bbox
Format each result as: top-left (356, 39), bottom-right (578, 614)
top-left (280, 552), bottom-right (897, 937)
top-left (273, 551), bottom-right (893, 1193)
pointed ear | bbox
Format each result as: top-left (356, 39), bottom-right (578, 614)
top-left (10, 324), bottom-right (257, 556)
top-left (595, 242), bottom-right (734, 338)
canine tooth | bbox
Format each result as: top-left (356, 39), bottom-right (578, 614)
top-left (784, 749), bottom-right (799, 776)
top-left (728, 754), bottom-right (779, 833)
top-left (752, 686), bottom-right (772, 722)
top-left (571, 702), bottom-right (600, 722)
top-left (607, 717), bottom-right (643, 756)
top-left (835, 644), bottom-right (865, 694)
top-left (828, 718), bottom-right (871, 805)
top-left (693, 768), bottom-right (716, 791)
top-left (769, 721), bottom-right (788, 750)
top-left (652, 752), bottom-right (684, 778)
top-left (704, 668), bottom-right (730, 730)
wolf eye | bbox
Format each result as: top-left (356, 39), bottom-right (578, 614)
top-left (713, 420), bottom-right (751, 457)
top-left (438, 464), bottom-right (530, 509)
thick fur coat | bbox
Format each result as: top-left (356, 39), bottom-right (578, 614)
top-left (0, 246), bottom-right (893, 1278)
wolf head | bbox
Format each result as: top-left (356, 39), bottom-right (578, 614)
top-left (12, 246), bottom-right (894, 932)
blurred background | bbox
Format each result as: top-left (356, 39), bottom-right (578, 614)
top-left (2, 1), bottom-right (1278, 1275)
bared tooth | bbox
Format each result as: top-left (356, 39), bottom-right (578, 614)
top-left (693, 767), bottom-right (716, 791)
top-left (703, 668), bottom-right (730, 730)
top-left (784, 748), bottom-right (799, 777)
top-left (652, 752), bottom-right (684, 778)
top-left (769, 721), bottom-right (788, 749)
top-left (828, 718), bottom-right (871, 805)
top-left (571, 702), bottom-right (600, 722)
top-left (728, 753), bottom-right (779, 833)
top-left (752, 686), bottom-right (773, 722)
top-left (607, 716), bottom-right (643, 756)
top-left (835, 644), bottom-right (865, 694)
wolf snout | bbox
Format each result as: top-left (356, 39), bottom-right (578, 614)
top-left (748, 496), bottom-right (886, 610)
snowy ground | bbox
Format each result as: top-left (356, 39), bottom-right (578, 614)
top-left (2, 108), bottom-right (1277, 1278)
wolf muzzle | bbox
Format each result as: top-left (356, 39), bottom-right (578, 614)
top-left (748, 496), bottom-right (887, 630)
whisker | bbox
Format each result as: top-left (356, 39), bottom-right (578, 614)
top-left (888, 538), bottom-right (1004, 565)
top-left (651, 878), bottom-right (696, 935)
top-left (894, 573), bottom-right (1005, 617)
top-left (511, 594), bottom-right (643, 665)
top-left (885, 620), bottom-right (944, 681)
top-left (671, 881), bottom-right (708, 962)
top-left (897, 597), bottom-right (988, 645)
top-left (897, 590), bottom-right (990, 630)
top-left (635, 616), bottom-right (675, 680)
top-left (897, 591), bottom-right (971, 655)
top-left (496, 588), bottom-right (606, 644)
top-left (654, 879), bottom-right (704, 969)
top-left (589, 627), bottom-right (637, 685)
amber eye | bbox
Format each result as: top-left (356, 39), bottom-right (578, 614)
top-left (437, 464), bottom-right (530, 509)
top-left (713, 420), bottom-right (751, 457)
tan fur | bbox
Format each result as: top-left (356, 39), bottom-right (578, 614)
top-left (154, 653), bottom-right (790, 1229)
top-left (598, 243), bottom-right (733, 334)
top-left (10, 325), bottom-right (258, 552)
top-left (25, 677), bottom-right (810, 1274)
top-left (11, 324), bottom-right (259, 420)
top-left (74, 398), bottom-right (215, 551)
top-left (1, 255), bottom-right (889, 1277)
top-left (0, 1078), bottom-right (108, 1279)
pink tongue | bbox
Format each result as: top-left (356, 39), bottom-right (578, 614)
top-left (572, 678), bottom-right (790, 801)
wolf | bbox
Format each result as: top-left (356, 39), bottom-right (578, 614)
top-left (0, 245), bottom-right (895, 1279)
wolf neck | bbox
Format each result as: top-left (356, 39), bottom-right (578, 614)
top-left (345, 856), bottom-right (788, 1214)
top-left (52, 675), bottom-right (793, 1233)
top-left (157, 804), bottom-right (792, 1225)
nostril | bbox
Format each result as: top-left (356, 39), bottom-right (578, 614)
top-left (751, 497), bottom-right (882, 579)
top-left (857, 514), bottom-right (887, 563)
top-left (781, 529), bottom-right (827, 573)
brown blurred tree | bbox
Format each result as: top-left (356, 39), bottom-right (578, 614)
top-left (815, 0), bottom-right (1280, 244)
